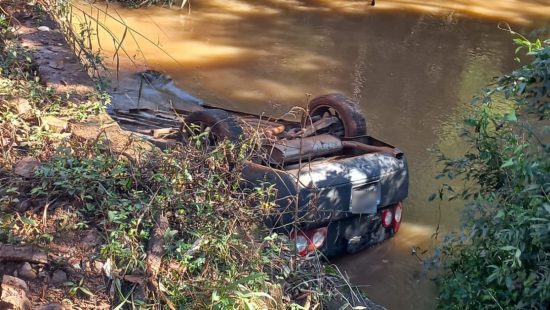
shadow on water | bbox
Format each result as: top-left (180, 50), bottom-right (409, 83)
top-left (74, 1), bottom-right (549, 308)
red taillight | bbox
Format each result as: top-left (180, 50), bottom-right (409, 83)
top-left (291, 227), bottom-right (328, 256)
top-left (309, 228), bottom-right (327, 250)
top-left (295, 234), bottom-right (309, 256)
top-left (393, 201), bottom-right (404, 233)
top-left (382, 202), bottom-right (404, 232)
top-left (381, 209), bottom-right (393, 228)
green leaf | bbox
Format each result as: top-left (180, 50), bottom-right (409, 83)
top-left (501, 159), bottom-right (515, 168)
top-left (504, 110), bottom-right (517, 122)
top-left (514, 249), bottom-right (522, 259)
top-left (505, 277), bottom-right (513, 290)
top-left (5, 187), bottom-right (19, 194)
top-left (79, 286), bottom-right (94, 297)
top-left (20, 216), bottom-right (36, 226)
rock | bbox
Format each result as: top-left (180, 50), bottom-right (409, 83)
top-left (38, 269), bottom-right (48, 278)
top-left (102, 259), bottom-right (112, 279)
top-left (93, 261), bottom-right (104, 273)
top-left (81, 259), bottom-right (91, 272)
top-left (12, 198), bottom-right (45, 213)
top-left (14, 157), bottom-right (41, 178)
top-left (0, 275), bottom-right (31, 310)
top-left (8, 98), bottom-right (32, 116)
top-left (18, 262), bottom-right (37, 281)
top-left (50, 269), bottom-right (67, 286)
top-left (37, 26), bottom-right (50, 32)
top-left (0, 261), bottom-right (19, 277)
top-left (2, 275), bottom-right (28, 292)
top-left (81, 229), bottom-right (101, 249)
top-left (41, 115), bottom-right (68, 133)
top-left (13, 199), bottom-right (32, 213)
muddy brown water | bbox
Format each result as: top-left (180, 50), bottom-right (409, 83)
top-left (75, 1), bottom-right (550, 308)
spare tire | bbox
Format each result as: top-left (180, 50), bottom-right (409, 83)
top-left (183, 109), bottom-right (243, 145)
top-left (306, 93), bottom-right (367, 138)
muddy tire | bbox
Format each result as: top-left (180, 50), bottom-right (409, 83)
top-left (307, 93), bottom-right (367, 138)
top-left (183, 109), bottom-right (243, 144)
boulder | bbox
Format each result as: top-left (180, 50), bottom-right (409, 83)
top-left (14, 157), bottom-right (40, 178)
top-left (81, 229), bottom-right (101, 250)
top-left (17, 262), bottom-right (37, 281)
top-left (41, 115), bottom-right (68, 133)
top-left (50, 269), bottom-right (67, 286)
top-left (0, 275), bottom-right (31, 310)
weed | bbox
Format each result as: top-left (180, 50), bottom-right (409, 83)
top-left (65, 278), bottom-right (95, 298)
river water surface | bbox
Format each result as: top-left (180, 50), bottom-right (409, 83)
top-left (75, 1), bottom-right (549, 308)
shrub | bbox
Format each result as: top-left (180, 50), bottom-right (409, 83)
top-left (433, 37), bottom-right (550, 309)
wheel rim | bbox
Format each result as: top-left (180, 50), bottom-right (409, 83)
top-left (308, 105), bottom-right (346, 136)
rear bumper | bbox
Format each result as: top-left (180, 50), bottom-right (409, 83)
top-left (241, 150), bottom-right (408, 256)
top-left (242, 152), bottom-right (408, 226)
top-left (322, 212), bottom-right (393, 257)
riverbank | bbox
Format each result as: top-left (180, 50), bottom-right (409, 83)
top-left (0, 2), bottom-right (383, 309)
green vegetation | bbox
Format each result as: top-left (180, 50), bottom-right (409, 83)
top-left (18, 136), bottom-right (293, 308)
top-left (433, 36), bottom-right (549, 309)
top-left (1, 2), bottom-right (372, 308)
top-left (0, 11), bottom-right (106, 168)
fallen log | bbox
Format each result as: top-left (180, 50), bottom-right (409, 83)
top-left (145, 214), bottom-right (175, 310)
top-left (0, 245), bottom-right (48, 264)
top-left (146, 214), bottom-right (168, 278)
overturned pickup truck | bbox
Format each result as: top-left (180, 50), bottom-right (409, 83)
top-left (110, 72), bottom-right (409, 257)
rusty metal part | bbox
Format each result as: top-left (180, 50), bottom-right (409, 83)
top-left (264, 123), bottom-right (286, 137)
top-left (287, 116), bottom-right (341, 139)
top-left (152, 128), bottom-right (178, 139)
top-left (341, 141), bottom-right (402, 158)
top-left (240, 117), bottom-right (286, 137)
top-left (110, 109), bottom-right (182, 128)
top-left (264, 134), bottom-right (401, 165)
top-left (263, 134), bottom-right (343, 165)
top-left (285, 127), bottom-right (301, 138)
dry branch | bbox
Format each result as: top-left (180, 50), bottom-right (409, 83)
top-left (145, 214), bottom-right (175, 310)
top-left (146, 214), bottom-right (168, 277)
